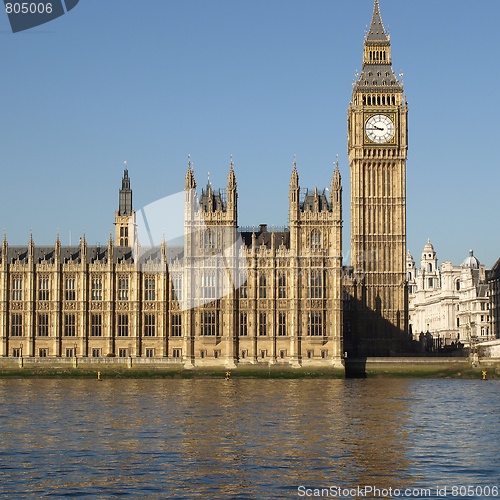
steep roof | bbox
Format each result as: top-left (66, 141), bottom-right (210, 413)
top-left (366, 0), bottom-right (389, 43)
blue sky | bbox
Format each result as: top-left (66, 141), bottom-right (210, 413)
top-left (0, 0), bottom-right (499, 268)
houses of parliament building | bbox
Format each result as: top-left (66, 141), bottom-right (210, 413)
top-left (0, 1), bottom-right (409, 366)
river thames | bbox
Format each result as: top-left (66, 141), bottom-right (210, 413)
top-left (0, 378), bottom-right (498, 499)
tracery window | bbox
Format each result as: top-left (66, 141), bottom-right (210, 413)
top-left (12, 277), bottom-right (22, 301)
top-left (144, 277), bottom-right (156, 301)
top-left (259, 273), bottom-right (267, 299)
top-left (308, 270), bottom-right (323, 299)
top-left (91, 277), bottom-right (103, 301)
top-left (144, 314), bottom-right (156, 337)
top-left (118, 277), bottom-right (129, 301)
top-left (308, 312), bottom-right (323, 336)
top-left (311, 230), bottom-right (322, 251)
top-left (201, 311), bottom-right (217, 336)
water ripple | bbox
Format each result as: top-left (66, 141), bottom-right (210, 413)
top-left (0, 378), bottom-right (498, 498)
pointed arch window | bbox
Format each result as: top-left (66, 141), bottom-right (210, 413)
top-left (204, 229), bottom-right (214, 251)
top-left (238, 272), bottom-right (248, 299)
top-left (201, 310), bottom-right (217, 336)
top-left (171, 275), bottom-right (182, 303)
top-left (308, 270), bottom-right (323, 299)
top-left (118, 276), bottom-right (129, 301)
top-left (278, 272), bottom-right (287, 298)
top-left (311, 230), bottom-right (322, 251)
top-left (202, 272), bottom-right (216, 300)
top-left (92, 277), bottom-right (103, 301)
top-left (308, 312), bottom-right (323, 336)
top-left (38, 276), bottom-right (50, 301)
top-left (144, 276), bottom-right (156, 301)
top-left (259, 273), bottom-right (267, 299)
top-left (65, 277), bottom-right (76, 301)
top-left (12, 277), bottom-right (23, 301)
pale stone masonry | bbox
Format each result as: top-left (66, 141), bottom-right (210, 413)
top-left (408, 241), bottom-right (493, 347)
top-left (0, 158), bottom-right (343, 367)
top-left (0, 1), bottom-right (413, 365)
top-left (344, 0), bottom-right (409, 356)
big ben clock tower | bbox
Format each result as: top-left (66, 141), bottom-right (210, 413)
top-left (347, 0), bottom-right (408, 355)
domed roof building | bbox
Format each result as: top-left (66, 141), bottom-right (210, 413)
top-left (461, 249), bottom-right (480, 270)
top-left (408, 241), bottom-right (493, 350)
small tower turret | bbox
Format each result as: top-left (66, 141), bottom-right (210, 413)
top-left (114, 166), bottom-right (136, 247)
top-left (289, 156), bottom-right (300, 222)
top-left (226, 156), bottom-right (237, 224)
top-left (330, 157), bottom-right (342, 220)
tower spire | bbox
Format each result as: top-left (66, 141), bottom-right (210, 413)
top-left (366, 0), bottom-right (389, 42)
top-left (118, 167), bottom-right (132, 216)
top-left (290, 155), bottom-right (299, 188)
top-left (184, 154), bottom-right (196, 190)
top-left (355, 0), bottom-right (401, 92)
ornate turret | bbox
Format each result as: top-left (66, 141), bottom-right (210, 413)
top-left (226, 156), bottom-right (237, 223)
top-left (118, 168), bottom-right (132, 216)
top-left (54, 233), bottom-right (61, 263)
top-left (289, 156), bottom-right (300, 221)
top-left (330, 157), bottom-right (342, 219)
top-left (115, 166), bottom-right (136, 247)
top-left (107, 231), bottom-right (114, 261)
top-left (80, 232), bottom-right (87, 260)
top-left (2, 231), bottom-right (7, 261)
top-left (184, 155), bottom-right (196, 191)
top-left (28, 231), bottom-right (34, 261)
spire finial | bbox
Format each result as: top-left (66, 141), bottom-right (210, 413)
top-left (366, 0), bottom-right (389, 42)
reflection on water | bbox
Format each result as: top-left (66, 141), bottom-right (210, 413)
top-left (0, 378), bottom-right (498, 499)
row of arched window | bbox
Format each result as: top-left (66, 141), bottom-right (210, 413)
top-left (368, 50), bottom-right (387, 62)
top-left (362, 94), bottom-right (396, 106)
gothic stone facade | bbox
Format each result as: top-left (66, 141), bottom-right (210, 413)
top-left (0, 160), bottom-right (344, 367)
top-left (343, 0), bottom-right (409, 357)
top-left (0, 1), bottom-right (408, 365)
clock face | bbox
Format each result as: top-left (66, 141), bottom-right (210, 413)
top-left (365, 114), bottom-right (395, 144)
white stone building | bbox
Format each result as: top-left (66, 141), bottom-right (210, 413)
top-left (408, 241), bottom-right (492, 349)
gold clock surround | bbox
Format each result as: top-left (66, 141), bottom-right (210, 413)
top-left (364, 113), bottom-right (397, 145)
